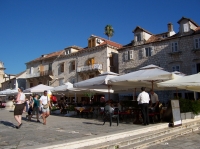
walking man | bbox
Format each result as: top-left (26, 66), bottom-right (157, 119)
top-left (137, 87), bottom-right (150, 126)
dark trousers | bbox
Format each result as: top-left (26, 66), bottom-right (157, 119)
top-left (140, 103), bottom-right (149, 125)
top-left (152, 103), bottom-right (160, 121)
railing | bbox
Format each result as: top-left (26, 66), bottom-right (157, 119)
top-left (77, 64), bottom-right (103, 72)
top-left (26, 70), bottom-right (53, 78)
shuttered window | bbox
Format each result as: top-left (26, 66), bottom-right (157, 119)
top-left (172, 42), bottom-right (178, 52)
top-left (124, 51), bottom-right (129, 61)
top-left (129, 50), bottom-right (134, 59)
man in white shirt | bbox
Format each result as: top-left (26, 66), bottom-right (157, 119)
top-left (137, 87), bottom-right (150, 125)
top-left (150, 89), bottom-right (160, 122)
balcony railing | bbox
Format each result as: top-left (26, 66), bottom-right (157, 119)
top-left (77, 64), bottom-right (103, 72)
top-left (26, 70), bottom-right (53, 78)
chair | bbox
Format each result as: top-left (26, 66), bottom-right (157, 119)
top-left (103, 105), bottom-right (119, 126)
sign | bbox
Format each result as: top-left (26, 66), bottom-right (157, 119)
top-left (171, 100), bottom-right (182, 127)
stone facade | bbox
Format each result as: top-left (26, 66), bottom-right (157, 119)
top-left (0, 61), bottom-right (5, 90)
top-left (118, 17), bottom-right (200, 102)
top-left (25, 35), bottom-right (122, 102)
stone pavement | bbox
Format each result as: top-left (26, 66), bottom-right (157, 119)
top-left (0, 109), bottom-right (161, 149)
top-left (147, 130), bottom-right (200, 149)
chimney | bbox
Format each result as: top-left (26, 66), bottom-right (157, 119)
top-left (168, 23), bottom-right (173, 32)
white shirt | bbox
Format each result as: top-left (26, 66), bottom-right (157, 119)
top-left (39, 95), bottom-right (50, 105)
top-left (137, 91), bottom-right (150, 104)
top-left (150, 93), bottom-right (159, 104)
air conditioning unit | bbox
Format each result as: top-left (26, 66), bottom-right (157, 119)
top-left (97, 39), bottom-right (101, 44)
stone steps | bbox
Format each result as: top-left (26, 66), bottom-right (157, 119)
top-left (78, 120), bottom-right (200, 149)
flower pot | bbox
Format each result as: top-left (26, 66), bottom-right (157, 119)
top-left (185, 112), bottom-right (192, 119)
top-left (181, 113), bottom-right (186, 120)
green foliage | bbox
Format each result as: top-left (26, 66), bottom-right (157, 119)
top-left (177, 98), bottom-right (200, 114)
top-left (104, 25), bottom-right (114, 40)
top-left (67, 105), bottom-right (75, 111)
top-left (84, 92), bottom-right (95, 99)
top-left (51, 106), bottom-right (59, 111)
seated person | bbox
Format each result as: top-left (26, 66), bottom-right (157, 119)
top-left (149, 90), bottom-right (161, 122)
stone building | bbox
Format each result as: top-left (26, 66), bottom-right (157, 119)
top-left (0, 61), bottom-right (6, 90)
top-left (1, 71), bottom-right (26, 90)
top-left (25, 35), bottom-right (122, 102)
top-left (118, 17), bottom-right (200, 101)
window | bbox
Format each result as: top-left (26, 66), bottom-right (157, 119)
top-left (129, 50), bottom-right (134, 59)
top-left (71, 78), bottom-right (75, 84)
top-left (124, 50), bottom-right (134, 61)
top-left (172, 65), bottom-right (180, 72)
top-left (71, 61), bottom-right (75, 71)
top-left (183, 23), bottom-right (189, 32)
top-left (49, 63), bottom-right (52, 71)
top-left (124, 51), bottom-right (128, 61)
top-left (171, 42), bottom-right (178, 52)
top-left (30, 67), bottom-right (33, 74)
top-left (195, 38), bottom-right (200, 49)
top-left (60, 63), bottom-right (64, 72)
top-left (145, 47), bottom-right (151, 57)
top-left (135, 34), bottom-right (141, 41)
top-left (59, 79), bottom-right (64, 86)
top-left (87, 58), bottom-right (94, 65)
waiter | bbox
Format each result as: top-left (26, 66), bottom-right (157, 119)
top-left (137, 87), bottom-right (150, 126)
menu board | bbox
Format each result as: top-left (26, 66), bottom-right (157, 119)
top-left (171, 100), bottom-right (182, 126)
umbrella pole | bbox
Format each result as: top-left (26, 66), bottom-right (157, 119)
top-left (134, 88), bottom-right (136, 100)
top-left (194, 92), bottom-right (196, 100)
top-left (151, 81), bottom-right (153, 90)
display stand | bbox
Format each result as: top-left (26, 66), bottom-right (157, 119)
top-left (169, 100), bottom-right (182, 127)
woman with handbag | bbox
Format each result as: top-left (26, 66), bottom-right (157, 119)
top-left (14, 87), bottom-right (25, 129)
top-left (39, 90), bottom-right (51, 125)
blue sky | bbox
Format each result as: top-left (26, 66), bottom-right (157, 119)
top-left (0, 0), bottom-right (200, 74)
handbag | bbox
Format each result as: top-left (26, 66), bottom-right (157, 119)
top-left (43, 96), bottom-right (49, 109)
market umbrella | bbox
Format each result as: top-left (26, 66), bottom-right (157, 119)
top-left (51, 82), bottom-right (73, 92)
top-left (157, 73), bottom-right (200, 92)
top-left (108, 64), bottom-right (181, 91)
top-left (23, 84), bottom-right (53, 93)
top-left (73, 72), bottom-right (119, 100)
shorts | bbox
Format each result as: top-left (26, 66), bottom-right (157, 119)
top-left (42, 107), bottom-right (50, 113)
top-left (32, 107), bottom-right (39, 115)
top-left (14, 104), bottom-right (25, 115)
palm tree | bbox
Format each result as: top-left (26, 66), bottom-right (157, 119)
top-left (104, 25), bottom-right (114, 40)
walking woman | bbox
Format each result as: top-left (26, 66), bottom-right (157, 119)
top-left (14, 87), bottom-right (25, 129)
top-left (39, 90), bottom-right (51, 125)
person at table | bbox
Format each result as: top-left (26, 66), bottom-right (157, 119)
top-left (150, 89), bottom-right (161, 122)
top-left (137, 87), bottom-right (150, 126)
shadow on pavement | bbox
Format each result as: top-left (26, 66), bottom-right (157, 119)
top-left (82, 122), bottom-right (103, 125)
top-left (0, 120), bottom-right (16, 128)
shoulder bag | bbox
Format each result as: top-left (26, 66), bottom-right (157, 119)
top-left (43, 96), bottom-right (49, 109)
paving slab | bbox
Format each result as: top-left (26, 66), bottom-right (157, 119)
top-left (0, 109), bottom-right (164, 149)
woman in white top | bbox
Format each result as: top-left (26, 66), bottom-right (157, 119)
top-left (14, 87), bottom-right (25, 129)
top-left (39, 90), bottom-right (51, 125)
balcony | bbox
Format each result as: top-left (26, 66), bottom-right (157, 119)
top-left (77, 64), bottom-right (103, 72)
top-left (26, 70), bottom-right (53, 78)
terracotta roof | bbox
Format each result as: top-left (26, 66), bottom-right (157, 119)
top-left (133, 26), bottom-right (153, 35)
top-left (145, 32), bottom-right (169, 43)
top-left (26, 50), bottom-right (65, 63)
top-left (88, 35), bottom-right (122, 48)
top-left (178, 17), bottom-right (199, 26)
top-left (195, 26), bottom-right (200, 34)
